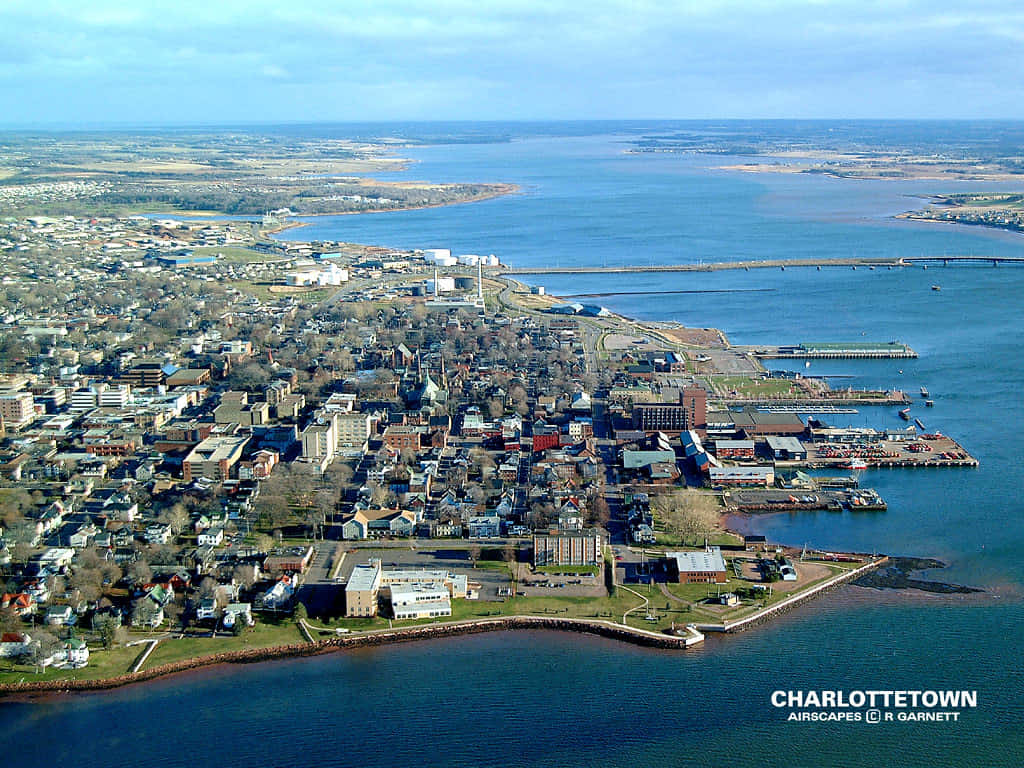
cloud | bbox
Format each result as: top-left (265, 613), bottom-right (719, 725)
top-left (0, 0), bottom-right (1023, 123)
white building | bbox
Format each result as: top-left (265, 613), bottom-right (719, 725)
top-left (388, 584), bottom-right (452, 620)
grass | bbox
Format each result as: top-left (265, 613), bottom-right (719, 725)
top-left (0, 643), bottom-right (140, 684)
top-left (470, 559), bottom-right (513, 572)
top-left (140, 620), bottom-right (307, 670)
top-left (716, 375), bottom-right (801, 398)
top-left (191, 245), bottom-right (283, 264)
top-left (652, 532), bottom-right (744, 548)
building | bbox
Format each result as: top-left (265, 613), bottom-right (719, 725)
top-left (382, 425), bottom-right (421, 451)
top-left (0, 391), bottom-right (35, 428)
top-left (708, 466), bottom-right (775, 487)
top-left (388, 584), bottom-right (451, 620)
top-left (347, 561), bottom-right (467, 618)
top-left (533, 530), bottom-right (603, 567)
top-left (336, 412), bottom-right (372, 449)
top-left (715, 439), bottom-right (755, 459)
top-left (666, 548), bottom-right (728, 584)
top-left (263, 546), bottom-right (315, 574)
top-left (214, 391), bottom-right (269, 427)
top-left (730, 409), bottom-right (805, 437)
top-left (632, 388), bottom-right (707, 433)
top-left (301, 420), bottom-right (336, 463)
top-left (341, 508), bottom-right (417, 539)
top-left (345, 561), bottom-right (383, 616)
top-left (182, 435), bottom-right (249, 482)
top-left (765, 436), bottom-right (807, 460)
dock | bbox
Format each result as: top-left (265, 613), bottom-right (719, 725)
top-left (742, 342), bottom-right (918, 360)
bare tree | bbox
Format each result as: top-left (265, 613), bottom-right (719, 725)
top-left (651, 490), bottom-right (721, 546)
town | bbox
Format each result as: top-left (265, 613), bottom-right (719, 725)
top-left (0, 213), bottom-right (973, 684)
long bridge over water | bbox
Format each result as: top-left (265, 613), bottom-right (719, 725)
top-left (499, 254), bottom-right (1024, 275)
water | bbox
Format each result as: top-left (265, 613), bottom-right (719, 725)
top-left (7, 123), bottom-right (1024, 766)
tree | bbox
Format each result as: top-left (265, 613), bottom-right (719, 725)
top-left (96, 617), bottom-right (119, 649)
top-left (468, 545), bottom-right (482, 568)
top-left (293, 602), bottom-right (308, 621)
top-left (325, 460), bottom-right (354, 489)
top-left (31, 630), bottom-right (62, 669)
top-left (651, 490), bottom-right (721, 546)
top-left (126, 558), bottom-right (152, 586)
top-left (159, 503), bottom-right (189, 536)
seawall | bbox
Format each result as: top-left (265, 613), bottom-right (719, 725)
top-left (0, 616), bottom-right (688, 697)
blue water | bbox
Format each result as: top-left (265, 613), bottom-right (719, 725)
top-left (7, 125), bottom-right (1024, 766)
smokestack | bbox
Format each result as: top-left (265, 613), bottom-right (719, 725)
top-left (434, 268), bottom-right (439, 298)
top-left (477, 260), bottom-right (483, 300)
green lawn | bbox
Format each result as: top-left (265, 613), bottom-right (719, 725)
top-left (140, 620), bottom-right (307, 670)
top-left (716, 375), bottom-right (801, 398)
top-left (0, 643), bottom-right (141, 685)
top-left (192, 245), bottom-right (284, 264)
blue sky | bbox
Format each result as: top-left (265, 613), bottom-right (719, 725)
top-left (3, 0), bottom-right (1024, 126)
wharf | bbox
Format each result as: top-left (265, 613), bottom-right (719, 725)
top-left (741, 342), bottom-right (918, 360)
top-left (784, 435), bottom-right (978, 469)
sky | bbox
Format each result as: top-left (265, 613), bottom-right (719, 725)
top-left (3, 0), bottom-right (1024, 126)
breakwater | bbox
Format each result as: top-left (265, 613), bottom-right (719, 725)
top-left (0, 616), bottom-right (691, 697)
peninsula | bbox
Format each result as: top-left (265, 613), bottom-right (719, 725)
top-left (0, 192), bottom-right (982, 692)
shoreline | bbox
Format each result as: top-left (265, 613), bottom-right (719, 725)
top-left (135, 183), bottom-right (519, 236)
top-left (0, 556), bottom-right (892, 699)
top-left (0, 616), bottom-right (695, 698)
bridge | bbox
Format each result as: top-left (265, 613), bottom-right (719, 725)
top-left (498, 254), bottom-right (1024, 275)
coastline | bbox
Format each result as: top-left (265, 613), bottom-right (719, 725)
top-left (265, 183), bottom-right (520, 234)
top-left (0, 616), bottom-right (694, 698)
top-left (0, 556), bottom-right (891, 699)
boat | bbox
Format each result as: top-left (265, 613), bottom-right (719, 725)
top-left (899, 407), bottom-right (911, 420)
top-left (844, 459), bottom-right (869, 470)
top-left (931, 285), bottom-right (941, 291)
top-left (920, 386), bottom-right (929, 398)
top-left (915, 418), bottom-right (926, 429)
top-left (925, 400), bottom-right (934, 407)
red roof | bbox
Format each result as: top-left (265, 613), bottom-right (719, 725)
top-left (1, 632), bottom-right (27, 643)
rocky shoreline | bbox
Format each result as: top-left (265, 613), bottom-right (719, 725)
top-left (852, 557), bottom-right (984, 594)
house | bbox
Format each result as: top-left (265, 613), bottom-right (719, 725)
top-left (1, 593), bottom-right (36, 617)
top-left (0, 632), bottom-right (33, 658)
top-left (145, 523), bottom-right (172, 544)
top-left (257, 575), bottom-right (295, 611)
top-left (61, 637), bottom-right (90, 668)
top-left (195, 598), bottom-right (219, 622)
top-left (198, 527), bottom-right (224, 547)
top-left (467, 515), bottom-right (501, 538)
top-left (222, 603), bottom-right (254, 628)
top-left (340, 509), bottom-right (416, 540)
top-left (45, 604), bottom-right (75, 626)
